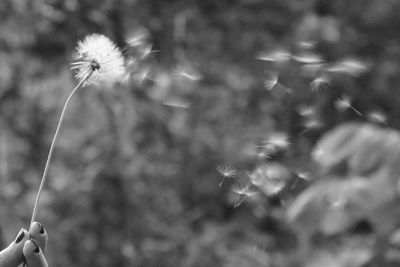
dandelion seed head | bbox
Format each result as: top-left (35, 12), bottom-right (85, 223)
top-left (72, 34), bottom-right (126, 86)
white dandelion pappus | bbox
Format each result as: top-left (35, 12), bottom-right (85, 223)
top-left (298, 105), bottom-right (316, 117)
top-left (256, 49), bottom-right (291, 63)
top-left (325, 58), bottom-right (369, 77)
top-left (263, 133), bottom-right (291, 150)
top-left (367, 110), bottom-right (387, 125)
top-left (296, 171), bottom-right (311, 181)
top-left (300, 117), bottom-right (324, 135)
top-left (71, 34), bottom-right (126, 86)
top-left (310, 76), bottom-right (330, 92)
top-left (291, 52), bottom-right (323, 64)
top-left (163, 97), bottom-right (191, 109)
top-left (173, 69), bottom-right (202, 82)
top-left (231, 185), bottom-right (258, 208)
top-left (264, 72), bottom-right (279, 90)
top-left (335, 95), bottom-right (363, 117)
top-left (216, 163), bottom-right (237, 186)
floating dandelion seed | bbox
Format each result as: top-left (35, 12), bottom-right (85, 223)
top-left (298, 105), bottom-right (316, 117)
top-left (30, 34), bottom-right (125, 226)
top-left (312, 144), bottom-right (324, 161)
top-left (291, 52), bottom-right (323, 64)
top-left (296, 171), bottom-right (311, 181)
top-left (216, 163), bottom-right (237, 186)
top-left (250, 147), bottom-right (273, 160)
top-left (300, 117), bottom-right (324, 135)
top-left (310, 76), bottom-right (330, 92)
top-left (296, 41), bottom-right (316, 49)
top-left (326, 59), bottom-right (369, 77)
top-left (173, 69), bottom-right (202, 82)
top-left (163, 98), bottom-right (191, 109)
top-left (231, 185), bottom-right (258, 208)
top-left (71, 34), bottom-right (126, 86)
top-left (335, 95), bottom-right (363, 117)
top-left (126, 29), bottom-right (150, 48)
top-left (264, 72), bottom-right (279, 90)
top-left (367, 110), bottom-right (387, 125)
top-left (264, 133), bottom-right (290, 150)
top-left (256, 49), bottom-right (291, 63)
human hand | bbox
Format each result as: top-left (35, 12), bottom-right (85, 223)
top-left (0, 222), bottom-right (48, 267)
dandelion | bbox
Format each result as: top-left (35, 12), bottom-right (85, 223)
top-left (231, 185), bottom-right (258, 208)
top-left (30, 34), bottom-right (125, 226)
top-left (335, 95), bottom-right (363, 117)
top-left (264, 72), bottom-right (279, 90)
top-left (310, 76), bottom-right (330, 92)
top-left (216, 163), bottom-right (237, 186)
top-left (71, 34), bottom-right (126, 86)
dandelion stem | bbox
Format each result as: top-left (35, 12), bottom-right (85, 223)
top-left (30, 77), bottom-right (87, 226)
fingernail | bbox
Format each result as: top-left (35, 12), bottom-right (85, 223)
top-left (31, 239), bottom-right (40, 254)
top-left (36, 222), bottom-right (45, 234)
top-left (15, 229), bottom-right (25, 243)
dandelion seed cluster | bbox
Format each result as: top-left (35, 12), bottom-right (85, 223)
top-left (71, 34), bottom-right (126, 86)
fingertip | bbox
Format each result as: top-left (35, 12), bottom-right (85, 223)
top-left (29, 222), bottom-right (45, 235)
top-left (15, 228), bottom-right (29, 245)
top-left (29, 222), bottom-right (47, 252)
top-left (23, 240), bottom-right (48, 267)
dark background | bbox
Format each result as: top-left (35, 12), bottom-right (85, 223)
top-left (1, 0), bottom-right (400, 266)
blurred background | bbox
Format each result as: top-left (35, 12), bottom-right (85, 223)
top-left (2, 0), bottom-right (400, 266)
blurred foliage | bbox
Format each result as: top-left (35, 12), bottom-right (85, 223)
top-left (2, 0), bottom-right (400, 266)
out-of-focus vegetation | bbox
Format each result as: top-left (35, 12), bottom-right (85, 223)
top-left (2, 0), bottom-right (400, 266)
